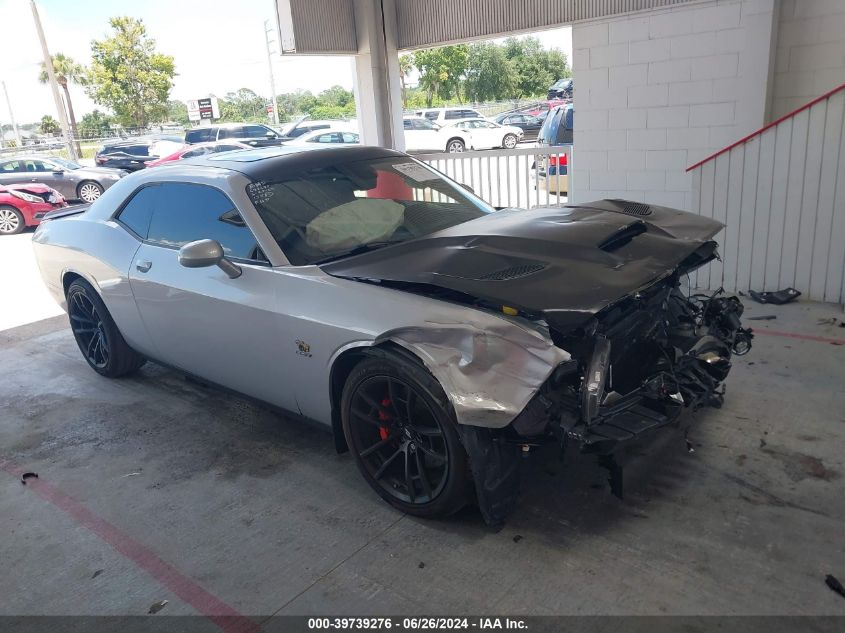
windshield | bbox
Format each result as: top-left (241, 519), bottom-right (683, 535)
top-left (51, 157), bottom-right (81, 170)
top-left (247, 155), bottom-right (495, 266)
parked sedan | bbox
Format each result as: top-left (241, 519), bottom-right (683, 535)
top-left (285, 129), bottom-right (360, 145)
top-left (95, 138), bottom-right (183, 172)
top-left (33, 145), bottom-right (751, 524)
top-left (0, 156), bottom-right (125, 203)
top-left (0, 183), bottom-right (67, 235)
top-left (442, 118), bottom-right (524, 149)
top-left (494, 112), bottom-right (544, 141)
top-left (146, 141), bottom-right (251, 167)
top-left (403, 116), bottom-right (471, 153)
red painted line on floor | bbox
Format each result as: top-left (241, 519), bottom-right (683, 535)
top-left (752, 329), bottom-right (845, 345)
top-left (0, 458), bottom-right (264, 633)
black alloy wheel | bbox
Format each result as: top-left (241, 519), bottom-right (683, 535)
top-left (65, 278), bottom-right (146, 377)
top-left (342, 352), bottom-right (469, 517)
top-left (68, 288), bottom-right (110, 370)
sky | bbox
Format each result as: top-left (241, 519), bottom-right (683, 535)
top-left (0, 0), bottom-right (571, 127)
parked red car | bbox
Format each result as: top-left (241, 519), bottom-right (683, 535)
top-left (0, 183), bottom-right (67, 235)
top-left (146, 140), bottom-right (251, 167)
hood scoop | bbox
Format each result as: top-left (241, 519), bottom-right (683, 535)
top-left (598, 221), bottom-right (648, 252)
top-left (476, 263), bottom-right (546, 281)
top-left (607, 199), bottom-right (652, 217)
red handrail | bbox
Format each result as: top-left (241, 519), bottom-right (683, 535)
top-left (686, 83), bottom-right (845, 172)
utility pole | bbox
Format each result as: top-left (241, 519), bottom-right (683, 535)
top-left (1, 81), bottom-right (22, 147)
top-left (31, 0), bottom-right (77, 160)
top-left (264, 19), bottom-right (280, 126)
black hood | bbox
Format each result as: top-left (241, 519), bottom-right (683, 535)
top-left (322, 199), bottom-right (723, 331)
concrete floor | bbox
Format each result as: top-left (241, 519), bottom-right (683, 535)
top-left (0, 241), bottom-right (844, 618)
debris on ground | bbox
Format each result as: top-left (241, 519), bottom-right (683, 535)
top-left (748, 315), bottom-right (777, 321)
top-left (418, 561), bottom-right (425, 569)
top-left (686, 439), bottom-right (695, 453)
top-left (148, 600), bottom-right (168, 614)
top-left (826, 574), bottom-right (845, 599)
top-left (760, 438), bottom-right (767, 448)
top-left (20, 472), bottom-right (38, 485)
top-left (91, 569), bottom-right (103, 579)
top-left (748, 288), bottom-right (801, 305)
top-left (817, 317), bottom-right (839, 326)
top-left (513, 535), bottom-right (523, 543)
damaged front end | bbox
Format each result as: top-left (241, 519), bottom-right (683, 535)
top-left (323, 199), bottom-right (753, 524)
top-left (459, 279), bottom-right (753, 524)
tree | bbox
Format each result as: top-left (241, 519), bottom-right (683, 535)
top-left (503, 37), bottom-right (570, 98)
top-left (38, 53), bottom-right (85, 152)
top-left (166, 100), bottom-right (189, 126)
top-left (218, 88), bottom-right (267, 122)
top-left (86, 17), bottom-right (176, 128)
top-left (398, 54), bottom-right (414, 108)
top-left (464, 43), bottom-right (517, 102)
top-left (40, 115), bottom-right (60, 136)
top-left (78, 110), bottom-right (113, 139)
top-left (413, 45), bottom-right (468, 106)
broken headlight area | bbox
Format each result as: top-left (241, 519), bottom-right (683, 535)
top-left (461, 276), bottom-right (753, 525)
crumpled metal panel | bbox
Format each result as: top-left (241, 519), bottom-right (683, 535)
top-left (379, 317), bottom-right (571, 429)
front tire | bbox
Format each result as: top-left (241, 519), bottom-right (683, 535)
top-left (0, 206), bottom-right (24, 235)
top-left (503, 133), bottom-right (518, 149)
top-left (66, 278), bottom-right (145, 377)
top-left (446, 138), bottom-right (465, 153)
top-left (77, 181), bottom-right (104, 203)
top-left (341, 350), bottom-right (470, 518)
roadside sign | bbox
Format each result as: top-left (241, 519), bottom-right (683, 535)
top-left (186, 97), bottom-right (220, 122)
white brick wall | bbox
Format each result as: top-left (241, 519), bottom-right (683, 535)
top-left (772, 0), bottom-right (845, 118)
top-left (572, 0), bottom-right (778, 208)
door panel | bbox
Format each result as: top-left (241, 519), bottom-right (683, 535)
top-left (128, 244), bottom-right (299, 412)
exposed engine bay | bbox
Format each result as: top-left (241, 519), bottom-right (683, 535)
top-left (324, 199), bottom-right (754, 524)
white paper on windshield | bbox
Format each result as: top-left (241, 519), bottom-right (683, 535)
top-left (393, 162), bottom-right (438, 182)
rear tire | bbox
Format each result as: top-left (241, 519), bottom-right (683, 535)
top-left (341, 350), bottom-right (470, 518)
top-left (0, 206), bottom-right (24, 235)
top-left (446, 138), bottom-right (465, 153)
top-left (66, 278), bottom-right (146, 377)
top-left (77, 181), bottom-right (104, 203)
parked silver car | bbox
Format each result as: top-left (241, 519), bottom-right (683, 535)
top-left (0, 155), bottom-right (126, 202)
top-left (33, 146), bottom-right (751, 523)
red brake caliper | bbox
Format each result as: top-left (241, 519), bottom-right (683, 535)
top-left (378, 396), bottom-right (391, 440)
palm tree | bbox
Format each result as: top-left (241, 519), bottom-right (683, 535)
top-left (399, 54), bottom-right (414, 109)
top-left (38, 53), bottom-right (85, 155)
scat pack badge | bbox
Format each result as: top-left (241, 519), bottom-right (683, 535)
top-left (295, 340), bottom-right (312, 357)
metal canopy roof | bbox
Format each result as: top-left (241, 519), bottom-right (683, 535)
top-left (276, 0), bottom-right (698, 54)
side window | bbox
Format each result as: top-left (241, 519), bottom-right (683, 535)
top-left (403, 119), bottom-right (413, 130)
top-left (423, 111), bottom-right (438, 121)
top-left (413, 118), bottom-right (435, 130)
top-left (0, 160), bottom-right (22, 172)
top-left (218, 126), bottom-right (245, 140)
top-left (182, 147), bottom-right (212, 158)
top-left (245, 125), bottom-right (271, 138)
top-left (147, 183), bottom-right (264, 261)
top-left (116, 186), bottom-right (158, 239)
top-left (24, 159), bottom-right (48, 172)
top-left (342, 133), bottom-right (359, 143)
top-left (444, 110), bottom-right (461, 120)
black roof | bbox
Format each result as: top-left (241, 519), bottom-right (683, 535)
top-left (186, 144), bottom-right (403, 180)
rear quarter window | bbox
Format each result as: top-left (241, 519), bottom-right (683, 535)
top-left (185, 128), bottom-right (214, 143)
top-left (116, 186), bottom-right (158, 238)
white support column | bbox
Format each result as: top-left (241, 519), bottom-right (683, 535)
top-left (352, 0), bottom-right (405, 150)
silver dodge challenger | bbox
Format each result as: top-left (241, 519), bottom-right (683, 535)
top-left (33, 145), bottom-right (752, 524)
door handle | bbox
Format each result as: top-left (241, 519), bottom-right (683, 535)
top-left (136, 260), bottom-right (152, 273)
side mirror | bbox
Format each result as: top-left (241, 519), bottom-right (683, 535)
top-left (178, 239), bottom-right (241, 279)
